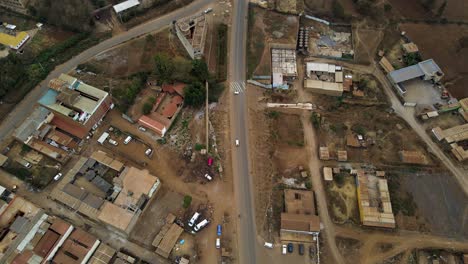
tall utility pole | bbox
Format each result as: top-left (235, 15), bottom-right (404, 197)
top-left (205, 81), bottom-right (209, 151)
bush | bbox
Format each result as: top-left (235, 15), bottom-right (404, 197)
top-left (266, 111), bottom-right (280, 119)
top-left (142, 103), bottom-right (153, 115)
top-left (183, 195), bottom-right (192, 208)
top-left (305, 180), bottom-right (312, 190)
top-left (384, 3), bottom-right (392, 12)
top-left (184, 82), bottom-right (205, 107)
top-left (352, 125), bottom-right (366, 135)
top-left (154, 53), bottom-right (175, 84)
top-left (335, 173), bottom-right (345, 187)
top-left (216, 24), bottom-right (228, 81)
top-left (194, 143), bottom-right (205, 151)
top-left (311, 112), bottom-right (321, 128)
top-left (332, 0), bottom-right (345, 19)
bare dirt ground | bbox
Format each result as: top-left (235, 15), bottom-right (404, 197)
top-left (387, 0), bottom-right (433, 19)
top-left (353, 22), bottom-right (383, 65)
top-left (83, 29), bottom-right (187, 78)
top-left (441, 0), bottom-right (468, 21)
top-left (399, 23), bottom-right (468, 98)
top-left (246, 86), bottom-right (309, 242)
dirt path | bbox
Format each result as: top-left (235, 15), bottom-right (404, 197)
top-left (301, 113), bottom-right (346, 264)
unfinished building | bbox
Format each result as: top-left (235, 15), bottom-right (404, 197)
top-left (432, 123), bottom-right (468, 161)
top-left (174, 14), bottom-right (208, 59)
top-left (271, 49), bottom-right (297, 89)
top-left (304, 62), bottom-right (344, 96)
top-left (355, 170), bottom-right (395, 228)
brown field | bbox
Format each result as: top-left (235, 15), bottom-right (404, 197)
top-left (247, 86), bottom-right (309, 241)
top-left (442, 0), bottom-right (468, 21)
top-left (387, 0), bottom-right (432, 19)
top-left (400, 23), bottom-right (468, 98)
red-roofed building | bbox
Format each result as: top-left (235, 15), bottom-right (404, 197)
top-left (162, 83), bottom-right (186, 97)
top-left (138, 115), bottom-right (167, 137)
top-left (34, 230), bottom-right (60, 258)
top-left (51, 115), bottom-right (88, 139)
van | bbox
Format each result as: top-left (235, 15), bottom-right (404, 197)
top-left (108, 139), bottom-right (118, 146)
top-left (215, 238), bottom-right (221, 249)
top-left (204, 173), bottom-right (212, 181)
top-left (54, 173), bottom-right (63, 181)
top-left (188, 212), bottom-right (200, 227)
top-left (145, 148), bottom-right (152, 156)
top-left (264, 242), bottom-right (273, 249)
top-left (217, 224), bottom-right (222, 236)
top-left (282, 245), bottom-right (287, 255)
top-left (194, 219), bottom-right (209, 232)
top-left (124, 136), bottom-right (132, 145)
top-left (18, 159), bottom-right (31, 169)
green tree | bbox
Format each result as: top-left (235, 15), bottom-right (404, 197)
top-left (172, 57), bottom-right (194, 82)
top-left (142, 103), bottom-right (152, 115)
top-left (183, 195), bottom-right (192, 208)
top-left (191, 59), bottom-right (209, 82)
top-left (332, 0), bottom-right (345, 19)
top-left (184, 82), bottom-right (205, 107)
top-left (154, 53), bottom-right (175, 84)
top-left (384, 3), bottom-right (392, 12)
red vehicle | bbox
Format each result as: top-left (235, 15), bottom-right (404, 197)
top-left (208, 157), bottom-right (213, 166)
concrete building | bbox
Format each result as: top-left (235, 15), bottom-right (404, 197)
top-left (280, 189), bottom-right (320, 243)
top-left (398, 150), bottom-right (427, 165)
top-left (51, 152), bottom-right (161, 236)
top-left (0, 0), bottom-right (28, 14)
top-left (0, 187), bottom-right (116, 263)
top-left (38, 74), bottom-right (113, 139)
top-left (388, 59), bottom-right (443, 96)
top-left (175, 14), bottom-right (207, 59)
top-left (432, 123), bottom-right (468, 161)
top-left (355, 170), bottom-right (395, 228)
top-left (304, 62), bottom-right (344, 96)
top-left (271, 49), bottom-right (297, 88)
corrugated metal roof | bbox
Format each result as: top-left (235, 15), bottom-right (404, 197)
top-left (113, 0), bottom-right (140, 13)
top-left (388, 64), bottom-right (424, 84)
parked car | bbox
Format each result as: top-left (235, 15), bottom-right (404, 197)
top-left (287, 243), bottom-right (293, 253)
top-left (138, 126), bottom-right (146, 132)
top-left (234, 90), bottom-right (239, 95)
top-left (124, 136), bottom-right (132, 144)
top-left (145, 148), bottom-right (152, 156)
top-left (215, 238), bottom-right (221, 249)
top-left (204, 173), bottom-right (212, 181)
top-left (235, 139), bottom-right (239, 146)
top-left (299, 244), bottom-right (304, 255)
top-left (207, 157), bottom-right (213, 166)
top-left (188, 212), bottom-right (200, 227)
top-left (54, 173), bottom-right (63, 181)
top-left (204, 7), bottom-right (213, 14)
top-left (18, 159), bottom-right (31, 169)
top-left (217, 224), bottom-right (222, 236)
top-left (194, 219), bottom-right (209, 232)
top-left (282, 245), bottom-right (287, 255)
top-left (108, 139), bottom-right (118, 146)
top-left (264, 242), bottom-right (273, 249)
top-left (309, 245), bottom-right (315, 256)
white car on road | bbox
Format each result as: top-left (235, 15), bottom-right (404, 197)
top-left (235, 139), bottom-right (239, 146)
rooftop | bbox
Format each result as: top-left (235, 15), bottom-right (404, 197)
top-left (271, 49), bottom-right (298, 77)
top-left (90, 151), bottom-right (125, 172)
top-left (284, 189), bottom-right (315, 215)
top-left (389, 59), bottom-right (443, 84)
top-left (155, 223), bottom-right (184, 258)
top-left (113, 0), bottom-right (140, 13)
top-left (0, 31), bottom-right (29, 50)
top-left (38, 74), bottom-right (109, 126)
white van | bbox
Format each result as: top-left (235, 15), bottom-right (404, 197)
top-left (204, 173), bottom-right (212, 181)
top-left (194, 219), bottom-right (209, 232)
top-left (188, 212), bottom-right (200, 227)
top-left (124, 136), bottom-right (132, 145)
top-left (108, 139), bottom-right (118, 146)
top-left (216, 238), bottom-right (221, 249)
top-left (282, 244), bottom-right (287, 255)
top-left (235, 139), bottom-right (239, 146)
top-left (264, 242), bottom-right (273, 249)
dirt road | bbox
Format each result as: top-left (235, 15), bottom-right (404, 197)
top-left (301, 114), bottom-right (346, 264)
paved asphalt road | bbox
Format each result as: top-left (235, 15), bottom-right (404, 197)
top-left (229, 0), bottom-right (259, 264)
top-left (0, 0), bottom-right (214, 144)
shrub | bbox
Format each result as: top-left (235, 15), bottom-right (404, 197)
top-left (183, 195), bottom-right (192, 208)
top-left (194, 143), bottom-right (205, 151)
top-left (305, 180), bottom-right (312, 190)
top-left (266, 111), bottom-right (280, 119)
top-left (311, 112), bottom-right (321, 128)
top-left (332, 0), bottom-right (345, 19)
top-left (142, 102), bottom-right (152, 115)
